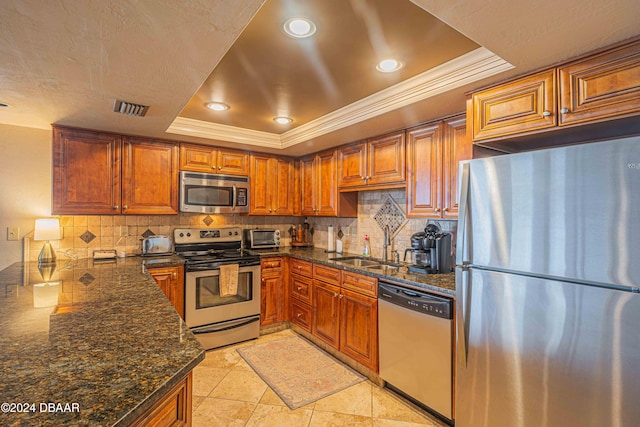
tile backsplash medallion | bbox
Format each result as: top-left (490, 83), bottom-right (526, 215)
top-left (27, 189), bottom-right (456, 262)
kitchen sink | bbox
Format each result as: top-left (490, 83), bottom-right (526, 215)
top-left (329, 256), bottom-right (403, 271)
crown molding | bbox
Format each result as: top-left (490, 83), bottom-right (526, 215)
top-left (166, 47), bottom-right (513, 149)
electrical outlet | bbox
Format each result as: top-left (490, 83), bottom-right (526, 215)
top-left (7, 227), bottom-right (20, 241)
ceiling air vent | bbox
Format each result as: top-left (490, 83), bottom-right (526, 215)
top-left (113, 99), bottom-right (149, 117)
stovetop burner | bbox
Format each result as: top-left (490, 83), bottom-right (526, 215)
top-left (174, 227), bottom-right (260, 269)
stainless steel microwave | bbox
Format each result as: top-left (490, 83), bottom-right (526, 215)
top-left (180, 171), bottom-right (249, 214)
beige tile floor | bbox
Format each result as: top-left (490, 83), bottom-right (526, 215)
top-left (192, 329), bottom-right (449, 427)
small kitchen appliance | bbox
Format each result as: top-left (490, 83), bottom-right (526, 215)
top-left (244, 228), bottom-right (280, 249)
top-left (404, 225), bottom-right (453, 274)
top-left (174, 227), bottom-right (261, 350)
top-left (179, 171), bottom-right (249, 214)
top-left (142, 235), bottom-right (173, 256)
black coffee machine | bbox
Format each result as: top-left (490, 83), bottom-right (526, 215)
top-left (404, 224), bottom-right (453, 274)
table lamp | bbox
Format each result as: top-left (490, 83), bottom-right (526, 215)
top-left (34, 218), bottom-right (61, 264)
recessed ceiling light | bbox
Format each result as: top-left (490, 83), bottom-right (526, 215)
top-left (206, 102), bottom-right (230, 111)
top-left (273, 116), bottom-right (293, 125)
top-left (283, 18), bottom-right (316, 38)
top-left (376, 59), bottom-right (404, 73)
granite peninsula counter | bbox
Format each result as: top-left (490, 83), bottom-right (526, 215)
top-left (0, 257), bottom-right (204, 426)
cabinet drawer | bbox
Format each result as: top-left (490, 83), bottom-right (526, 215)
top-left (290, 299), bottom-right (312, 332)
top-left (313, 264), bottom-right (342, 285)
top-left (342, 271), bottom-right (378, 297)
top-left (290, 274), bottom-right (313, 305)
top-left (290, 258), bottom-right (313, 277)
top-left (261, 257), bottom-right (284, 273)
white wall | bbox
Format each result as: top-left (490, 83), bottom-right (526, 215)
top-left (0, 124), bottom-right (52, 270)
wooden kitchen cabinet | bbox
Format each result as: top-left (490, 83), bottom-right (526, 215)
top-left (250, 154), bottom-right (295, 215)
top-left (469, 38), bottom-right (640, 149)
top-left (406, 114), bottom-right (471, 218)
top-left (300, 149), bottom-right (357, 217)
top-left (470, 69), bottom-right (556, 142)
top-left (289, 258), bottom-right (313, 331)
top-left (148, 265), bottom-right (185, 319)
top-left (260, 257), bottom-right (287, 326)
top-left (122, 137), bottom-right (180, 215)
top-left (338, 131), bottom-right (406, 190)
top-left (558, 40), bottom-right (640, 126)
top-left (52, 126), bottom-right (179, 215)
top-left (339, 287), bottom-right (378, 371)
top-left (130, 371), bottom-right (192, 427)
top-left (312, 280), bottom-right (341, 349)
top-left (308, 262), bottom-right (379, 371)
top-left (179, 142), bottom-right (249, 175)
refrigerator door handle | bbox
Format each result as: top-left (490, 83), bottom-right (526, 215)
top-left (456, 267), bottom-right (471, 366)
top-left (457, 162), bottom-right (471, 266)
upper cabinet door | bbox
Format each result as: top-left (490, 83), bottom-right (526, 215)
top-left (367, 131), bottom-right (405, 186)
top-left (471, 69), bottom-right (557, 141)
top-left (249, 154), bottom-right (272, 215)
top-left (406, 123), bottom-right (440, 218)
top-left (559, 41), bottom-right (640, 126)
top-left (337, 142), bottom-right (367, 188)
top-left (216, 149), bottom-right (249, 175)
top-left (441, 116), bottom-right (471, 219)
top-left (179, 143), bottom-right (216, 172)
top-left (316, 150), bottom-right (338, 216)
top-left (271, 157), bottom-right (295, 216)
top-left (122, 137), bottom-right (179, 215)
top-left (299, 155), bottom-right (317, 216)
top-left (52, 127), bottom-right (121, 215)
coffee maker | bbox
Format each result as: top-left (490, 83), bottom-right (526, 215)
top-left (404, 224), bottom-right (453, 274)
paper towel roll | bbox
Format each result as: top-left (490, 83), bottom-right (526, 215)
top-left (327, 225), bottom-right (335, 252)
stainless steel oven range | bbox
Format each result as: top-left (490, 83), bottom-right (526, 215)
top-left (174, 227), bottom-right (260, 350)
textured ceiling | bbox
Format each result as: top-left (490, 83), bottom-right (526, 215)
top-left (0, 0), bottom-right (638, 155)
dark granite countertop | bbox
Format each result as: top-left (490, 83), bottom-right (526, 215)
top-left (0, 256), bottom-right (204, 426)
top-left (248, 247), bottom-right (456, 296)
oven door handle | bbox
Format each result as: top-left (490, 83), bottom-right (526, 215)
top-left (191, 316), bottom-right (259, 334)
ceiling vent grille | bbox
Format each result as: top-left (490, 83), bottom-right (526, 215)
top-left (113, 99), bottom-right (149, 117)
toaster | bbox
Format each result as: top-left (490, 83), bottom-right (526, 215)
top-left (141, 235), bottom-right (173, 256)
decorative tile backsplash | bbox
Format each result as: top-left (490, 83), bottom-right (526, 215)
top-left (373, 194), bottom-right (406, 238)
top-left (26, 191), bottom-right (457, 262)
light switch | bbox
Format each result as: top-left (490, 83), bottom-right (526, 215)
top-left (7, 227), bottom-right (20, 241)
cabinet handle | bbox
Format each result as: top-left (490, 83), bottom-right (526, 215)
top-left (443, 207), bottom-right (449, 212)
top-left (269, 209), bottom-right (272, 213)
top-left (333, 292), bottom-right (339, 297)
top-left (560, 107), bottom-right (569, 114)
top-left (123, 205), bottom-right (128, 209)
top-left (339, 294), bottom-right (344, 299)
top-left (262, 278), bottom-right (265, 283)
top-left (218, 166), bottom-right (222, 170)
top-left (297, 286), bottom-right (302, 291)
top-left (211, 165), bottom-right (216, 169)
top-left (113, 205), bottom-right (119, 210)
top-left (297, 313), bottom-right (302, 318)
top-left (434, 208), bottom-right (440, 213)
top-left (542, 110), bottom-right (551, 117)
top-left (173, 272), bottom-right (176, 278)
top-left (297, 266), bottom-right (302, 270)
top-left (271, 262), bottom-right (275, 267)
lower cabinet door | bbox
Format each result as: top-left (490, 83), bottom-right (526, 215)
top-left (339, 288), bottom-right (378, 372)
top-left (312, 281), bottom-right (340, 349)
top-left (261, 273), bottom-right (285, 326)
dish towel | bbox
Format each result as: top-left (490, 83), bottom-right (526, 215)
top-left (219, 264), bottom-right (239, 297)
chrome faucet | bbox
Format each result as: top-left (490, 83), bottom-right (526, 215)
top-left (382, 225), bottom-right (391, 261)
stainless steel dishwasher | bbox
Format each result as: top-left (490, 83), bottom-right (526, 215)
top-left (378, 281), bottom-right (453, 423)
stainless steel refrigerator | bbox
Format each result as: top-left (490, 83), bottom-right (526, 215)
top-left (455, 136), bottom-right (640, 427)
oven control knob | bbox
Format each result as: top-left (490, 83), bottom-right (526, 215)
top-left (228, 231), bottom-right (233, 236)
top-left (235, 231), bottom-right (239, 235)
top-left (186, 233), bottom-right (191, 237)
top-left (179, 232), bottom-right (184, 237)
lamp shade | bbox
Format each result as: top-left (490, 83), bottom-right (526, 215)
top-left (34, 218), bottom-right (61, 241)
